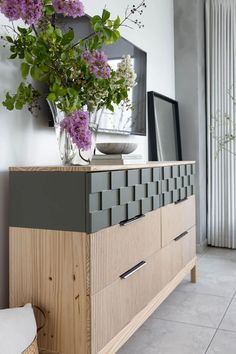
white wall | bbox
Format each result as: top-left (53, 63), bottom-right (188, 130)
top-left (0, 0), bottom-right (175, 307)
top-left (174, 0), bottom-right (207, 249)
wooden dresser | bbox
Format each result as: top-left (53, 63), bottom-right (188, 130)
top-left (9, 162), bottom-right (196, 354)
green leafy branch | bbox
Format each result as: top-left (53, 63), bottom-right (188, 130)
top-left (3, 83), bottom-right (39, 111)
top-left (1, 1), bottom-right (145, 114)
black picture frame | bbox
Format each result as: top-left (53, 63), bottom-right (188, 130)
top-left (148, 91), bottom-right (182, 161)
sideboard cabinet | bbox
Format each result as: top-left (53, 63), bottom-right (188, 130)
top-left (9, 162), bottom-right (196, 354)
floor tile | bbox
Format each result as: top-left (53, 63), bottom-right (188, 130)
top-left (219, 299), bottom-right (236, 331)
top-left (177, 272), bottom-right (236, 298)
top-left (118, 318), bottom-right (215, 354)
top-left (203, 247), bottom-right (236, 261)
top-left (207, 330), bottom-right (236, 353)
top-left (153, 290), bottom-right (230, 328)
top-left (197, 257), bottom-right (236, 278)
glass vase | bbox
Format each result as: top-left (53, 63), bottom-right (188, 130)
top-left (47, 101), bottom-right (103, 165)
top-left (77, 108), bottom-right (104, 164)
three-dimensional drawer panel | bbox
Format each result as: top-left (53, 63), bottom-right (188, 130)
top-left (87, 164), bottom-right (195, 233)
top-left (91, 251), bottom-right (162, 353)
top-left (160, 225), bottom-right (196, 288)
top-left (161, 195), bottom-right (196, 247)
top-left (161, 164), bottom-right (195, 206)
top-left (90, 208), bottom-right (161, 294)
top-left (87, 167), bottom-right (163, 233)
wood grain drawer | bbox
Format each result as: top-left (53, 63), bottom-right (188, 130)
top-left (90, 209), bottom-right (161, 294)
top-left (161, 195), bottom-right (196, 247)
top-left (91, 251), bottom-right (162, 353)
top-left (181, 226), bottom-right (196, 267)
top-left (160, 225), bottom-right (196, 287)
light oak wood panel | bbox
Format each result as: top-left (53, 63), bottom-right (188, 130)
top-left (160, 225), bottom-right (196, 288)
top-left (181, 226), bottom-right (196, 268)
top-left (90, 209), bottom-right (161, 294)
top-left (159, 237), bottom-right (182, 287)
top-left (9, 161), bottom-right (195, 172)
top-left (161, 195), bottom-right (196, 247)
top-left (98, 258), bottom-right (197, 354)
top-left (91, 251), bottom-right (163, 353)
top-left (10, 228), bottom-right (90, 354)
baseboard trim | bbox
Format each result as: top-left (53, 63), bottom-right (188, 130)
top-left (196, 238), bottom-right (208, 254)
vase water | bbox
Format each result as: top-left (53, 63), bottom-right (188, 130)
top-left (48, 101), bottom-right (103, 165)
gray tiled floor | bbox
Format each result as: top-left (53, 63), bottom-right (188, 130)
top-left (118, 247), bottom-right (236, 354)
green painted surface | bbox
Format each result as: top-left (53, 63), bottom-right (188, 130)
top-left (10, 164), bottom-right (195, 233)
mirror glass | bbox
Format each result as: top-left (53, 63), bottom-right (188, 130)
top-left (53, 15), bottom-right (147, 136)
top-left (148, 92), bottom-right (182, 161)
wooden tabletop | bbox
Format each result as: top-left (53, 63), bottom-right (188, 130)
top-left (9, 161), bottom-right (196, 172)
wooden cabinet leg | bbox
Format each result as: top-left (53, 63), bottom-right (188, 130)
top-left (191, 265), bottom-right (197, 283)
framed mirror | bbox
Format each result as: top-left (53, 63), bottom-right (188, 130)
top-left (148, 91), bottom-right (182, 161)
top-left (49, 15), bottom-right (147, 136)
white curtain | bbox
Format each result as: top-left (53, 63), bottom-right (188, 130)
top-left (206, 0), bottom-right (236, 248)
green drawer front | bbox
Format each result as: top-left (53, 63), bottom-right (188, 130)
top-left (87, 168), bottom-right (162, 233)
top-left (87, 164), bottom-right (195, 233)
top-left (162, 164), bottom-right (195, 206)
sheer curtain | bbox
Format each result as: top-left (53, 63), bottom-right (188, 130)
top-left (206, 0), bottom-right (236, 248)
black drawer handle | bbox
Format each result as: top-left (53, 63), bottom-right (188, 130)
top-left (175, 197), bottom-right (188, 205)
top-left (120, 261), bottom-right (147, 279)
top-left (120, 214), bottom-right (145, 227)
top-left (174, 231), bottom-right (188, 241)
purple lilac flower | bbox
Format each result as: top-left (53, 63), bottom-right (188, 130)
top-left (0, 0), bottom-right (43, 24)
top-left (0, 0), bottom-right (22, 21)
top-left (83, 50), bottom-right (111, 79)
top-left (21, 0), bottom-right (43, 25)
top-left (52, 0), bottom-right (85, 18)
top-left (60, 110), bottom-right (92, 150)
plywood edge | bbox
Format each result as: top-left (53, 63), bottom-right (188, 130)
top-left (9, 161), bottom-right (196, 172)
top-left (9, 226), bottom-right (88, 235)
top-left (97, 257), bottom-right (197, 354)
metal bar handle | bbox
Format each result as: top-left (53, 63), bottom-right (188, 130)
top-left (120, 261), bottom-right (147, 280)
top-left (120, 214), bottom-right (145, 227)
top-left (174, 231), bottom-right (188, 242)
top-left (175, 197), bottom-right (188, 205)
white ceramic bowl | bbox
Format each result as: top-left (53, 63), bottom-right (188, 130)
top-left (96, 143), bottom-right (138, 155)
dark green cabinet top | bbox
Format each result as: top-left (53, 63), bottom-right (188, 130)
top-left (9, 162), bottom-right (195, 233)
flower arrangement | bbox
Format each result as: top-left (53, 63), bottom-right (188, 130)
top-left (0, 0), bottom-right (146, 153)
